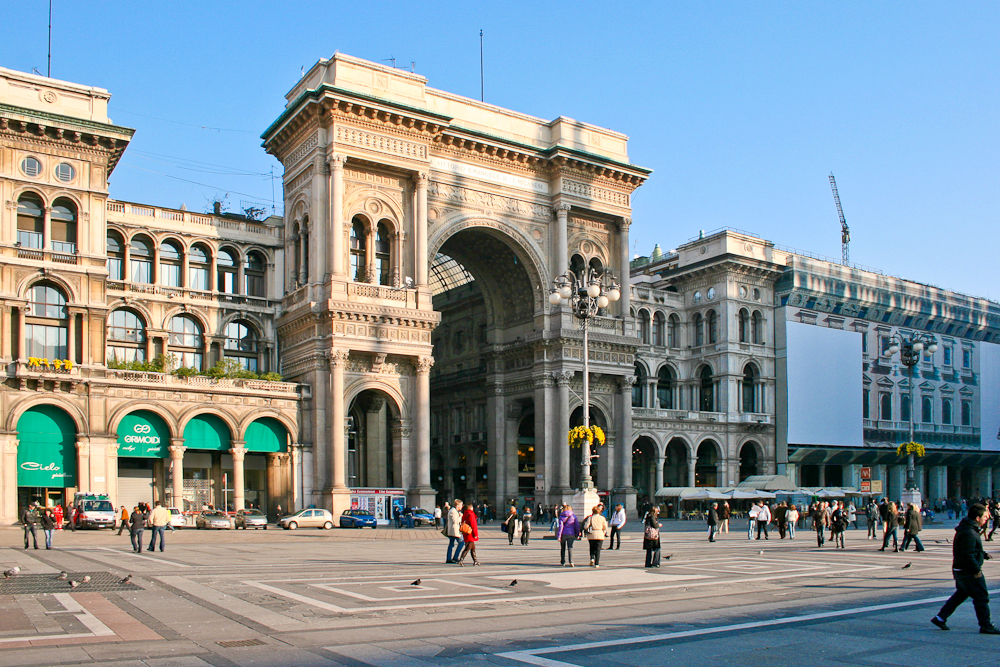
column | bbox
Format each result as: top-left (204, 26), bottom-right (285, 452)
top-left (17, 307), bottom-right (26, 360)
top-left (0, 305), bottom-right (10, 360)
top-left (619, 217), bottom-right (631, 318)
top-left (43, 206), bottom-right (52, 251)
top-left (311, 153), bottom-right (328, 281)
top-left (230, 443), bottom-right (247, 511)
top-left (414, 173), bottom-right (428, 287)
top-left (329, 155), bottom-right (346, 277)
top-left (554, 204), bottom-right (570, 278)
top-left (169, 442), bottom-right (185, 511)
top-left (290, 444), bottom-right (302, 511)
top-left (82, 314), bottom-right (91, 365)
top-left (365, 397), bottom-right (387, 488)
top-left (76, 438), bottom-right (91, 492)
top-left (66, 310), bottom-right (77, 364)
top-left (329, 350), bottom-right (349, 490)
top-left (554, 372), bottom-right (573, 495)
top-left (616, 376), bottom-right (636, 510)
top-left (655, 455), bottom-right (665, 493)
top-left (687, 457), bottom-right (696, 487)
top-left (412, 357), bottom-right (435, 505)
top-left (534, 375), bottom-right (553, 504)
top-left (298, 228), bottom-right (308, 285)
top-left (1, 435), bottom-right (19, 524)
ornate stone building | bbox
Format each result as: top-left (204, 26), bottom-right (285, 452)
top-left (262, 53), bottom-right (649, 515)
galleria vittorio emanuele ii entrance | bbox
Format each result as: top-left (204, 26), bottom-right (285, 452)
top-left (263, 53), bottom-right (649, 515)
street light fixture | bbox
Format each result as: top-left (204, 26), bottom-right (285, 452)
top-left (886, 332), bottom-right (938, 500)
top-left (549, 266), bottom-right (621, 490)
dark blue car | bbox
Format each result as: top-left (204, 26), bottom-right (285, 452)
top-left (340, 509), bottom-right (377, 528)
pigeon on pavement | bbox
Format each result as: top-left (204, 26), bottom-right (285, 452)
top-left (411, 579), bottom-right (421, 586)
top-left (82, 575), bottom-right (91, 583)
top-left (58, 571), bottom-right (68, 580)
top-left (664, 554), bottom-right (674, 560)
top-left (902, 563), bottom-right (912, 569)
top-left (758, 550), bottom-right (765, 556)
top-left (120, 574), bottom-right (133, 584)
top-left (509, 580), bottom-right (518, 587)
top-left (69, 581), bottom-right (79, 589)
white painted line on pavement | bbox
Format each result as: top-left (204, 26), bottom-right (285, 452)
top-left (497, 590), bottom-right (1000, 666)
top-left (94, 546), bottom-right (191, 567)
top-left (0, 632), bottom-right (105, 645)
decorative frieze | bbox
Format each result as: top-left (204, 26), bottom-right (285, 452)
top-left (286, 135), bottom-right (319, 169)
top-left (427, 181), bottom-right (550, 220)
top-left (335, 126), bottom-right (427, 160)
top-left (562, 179), bottom-right (630, 207)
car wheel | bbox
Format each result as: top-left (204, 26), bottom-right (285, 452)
top-left (263, 526), bottom-right (267, 530)
top-left (287, 521), bottom-right (298, 530)
top-left (323, 521), bottom-right (333, 530)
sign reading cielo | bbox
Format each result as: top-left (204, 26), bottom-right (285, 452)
top-left (429, 157), bottom-right (549, 194)
top-left (117, 411), bottom-right (169, 458)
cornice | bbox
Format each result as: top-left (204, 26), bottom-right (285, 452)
top-left (0, 105), bottom-right (133, 174)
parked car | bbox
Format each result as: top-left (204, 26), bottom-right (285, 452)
top-left (195, 511), bottom-right (232, 530)
top-left (406, 507), bottom-right (435, 526)
top-left (235, 509), bottom-right (268, 530)
top-left (278, 508), bottom-right (334, 530)
top-left (73, 493), bottom-right (116, 529)
top-left (168, 507), bottom-right (187, 529)
top-left (340, 509), bottom-right (377, 529)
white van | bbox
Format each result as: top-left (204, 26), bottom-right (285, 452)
top-left (72, 493), bottom-right (117, 529)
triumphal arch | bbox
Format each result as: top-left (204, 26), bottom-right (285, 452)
top-left (263, 53), bottom-right (650, 515)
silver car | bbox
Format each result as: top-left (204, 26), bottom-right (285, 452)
top-left (278, 508), bottom-right (334, 530)
top-left (235, 509), bottom-right (268, 529)
top-left (195, 511), bottom-right (232, 530)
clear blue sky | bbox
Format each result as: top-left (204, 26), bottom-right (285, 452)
top-left (4, 2), bottom-right (997, 300)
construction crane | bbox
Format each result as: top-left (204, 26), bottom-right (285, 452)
top-left (828, 173), bottom-right (850, 265)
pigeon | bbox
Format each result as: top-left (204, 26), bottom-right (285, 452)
top-left (58, 572), bottom-right (68, 581)
top-left (664, 554), bottom-right (674, 561)
top-left (902, 563), bottom-right (912, 570)
top-left (3, 568), bottom-right (19, 579)
top-left (82, 575), bottom-right (91, 583)
top-left (758, 550), bottom-right (765, 556)
top-left (120, 574), bottom-right (132, 584)
top-left (411, 579), bottom-right (421, 586)
top-left (69, 580), bottom-right (79, 589)
top-left (509, 580), bottom-right (518, 587)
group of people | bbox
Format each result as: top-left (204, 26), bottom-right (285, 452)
top-left (116, 501), bottom-right (171, 553)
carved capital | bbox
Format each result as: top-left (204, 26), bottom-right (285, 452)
top-left (229, 446), bottom-right (248, 462)
top-left (77, 444), bottom-right (90, 456)
top-left (533, 375), bottom-right (555, 388)
top-left (506, 403), bottom-right (523, 420)
top-left (366, 395), bottom-right (386, 413)
top-left (107, 443), bottom-right (120, 456)
top-left (618, 374), bottom-right (636, 390)
top-left (554, 203), bottom-right (572, 215)
top-left (169, 445), bottom-right (186, 459)
top-left (415, 356), bottom-right (434, 374)
top-left (328, 154), bottom-right (347, 170)
top-left (553, 371), bottom-right (574, 386)
top-left (619, 217), bottom-right (632, 231)
top-left (330, 349), bottom-right (350, 369)
top-left (415, 171), bottom-right (429, 185)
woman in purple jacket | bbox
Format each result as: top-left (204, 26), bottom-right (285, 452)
top-left (556, 504), bottom-right (581, 567)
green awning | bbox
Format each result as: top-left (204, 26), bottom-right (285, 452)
top-left (117, 411), bottom-right (169, 458)
top-left (244, 418), bottom-right (287, 453)
top-left (16, 405), bottom-right (77, 487)
top-left (183, 414), bottom-right (231, 451)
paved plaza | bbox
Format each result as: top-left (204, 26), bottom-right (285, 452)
top-left (0, 520), bottom-right (997, 666)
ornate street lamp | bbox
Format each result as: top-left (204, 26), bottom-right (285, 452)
top-left (886, 332), bottom-right (938, 498)
top-left (549, 266), bottom-right (621, 490)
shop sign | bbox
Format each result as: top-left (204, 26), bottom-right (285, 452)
top-left (117, 413), bottom-right (168, 458)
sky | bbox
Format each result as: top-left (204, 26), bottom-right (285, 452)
top-left (3, 2), bottom-right (997, 300)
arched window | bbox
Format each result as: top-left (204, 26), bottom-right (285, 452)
top-left (667, 313), bottom-right (680, 348)
top-left (224, 321), bottom-right (259, 372)
top-left (921, 396), bottom-right (933, 423)
top-left (707, 310), bottom-right (718, 344)
top-left (699, 366), bottom-right (715, 412)
top-left (375, 222), bottom-right (391, 286)
top-left (942, 398), bottom-right (952, 425)
top-left (752, 310), bottom-right (764, 344)
top-left (25, 283), bottom-right (68, 359)
top-left (657, 366), bottom-right (675, 409)
top-left (638, 310), bottom-right (651, 345)
top-left (901, 394), bottom-right (911, 422)
top-left (301, 217), bottom-right (310, 283)
top-left (652, 312), bottom-right (665, 347)
top-left (17, 193), bottom-right (44, 249)
top-left (570, 253), bottom-right (586, 278)
top-left (291, 222), bottom-right (302, 287)
top-left (739, 308), bottom-right (750, 343)
top-left (168, 315), bottom-right (203, 370)
top-left (106, 232), bottom-right (124, 280)
top-left (350, 217), bottom-right (367, 282)
top-left (245, 251), bottom-right (266, 297)
top-left (632, 363), bottom-right (646, 407)
top-left (107, 309), bottom-right (146, 363)
top-left (962, 400), bottom-right (972, 426)
top-left (588, 256), bottom-right (603, 272)
top-left (880, 393), bottom-right (892, 421)
top-left (743, 364), bottom-right (759, 413)
top-left (693, 313), bottom-right (704, 347)
top-left (130, 237), bottom-right (153, 284)
top-left (217, 248), bottom-right (238, 294)
top-left (188, 244), bottom-right (210, 291)
top-left (50, 198), bottom-right (77, 254)
top-left (160, 241), bottom-right (182, 287)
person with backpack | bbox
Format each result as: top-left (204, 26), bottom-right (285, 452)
top-left (830, 501), bottom-right (847, 549)
top-left (583, 504), bottom-right (608, 567)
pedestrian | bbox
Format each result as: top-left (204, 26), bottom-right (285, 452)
top-left (830, 502), bottom-right (846, 549)
top-left (932, 504), bottom-right (1000, 634)
top-left (66, 503), bottom-right (76, 531)
top-left (148, 501), bottom-right (169, 552)
top-left (117, 505), bottom-right (129, 535)
top-left (812, 502), bottom-right (827, 547)
top-left (21, 502), bottom-right (40, 550)
top-left (433, 505), bottom-right (442, 527)
top-left (902, 502), bottom-right (925, 552)
top-left (607, 503), bottom-right (626, 550)
top-left (444, 499), bottom-right (463, 563)
top-left (584, 504), bottom-right (609, 567)
top-left (879, 501), bottom-right (899, 552)
top-left (129, 506), bottom-right (146, 553)
top-left (393, 506), bottom-right (402, 528)
top-left (866, 498), bottom-right (880, 540)
top-left (707, 502), bottom-right (719, 542)
top-left (747, 501), bottom-right (760, 539)
top-left (755, 501), bottom-right (771, 540)
top-left (40, 507), bottom-right (56, 549)
top-left (644, 507), bottom-right (662, 567)
top-left (276, 504), bottom-right (282, 519)
top-left (456, 502), bottom-right (480, 566)
top-left (521, 508), bottom-right (532, 545)
top-left (989, 502), bottom-right (1000, 542)
top-left (557, 504), bottom-right (581, 567)
top-left (786, 504), bottom-right (799, 539)
top-left (774, 501), bottom-right (788, 539)
top-left (503, 506), bottom-right (518, 545)
top-left (847, 501), bottom-right (858, 530)
top-left (54, 504), bottom-right (64, 531)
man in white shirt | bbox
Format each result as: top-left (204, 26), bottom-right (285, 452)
top-left (607, 504), bottom-right (626, 550)
top-left (755, 502), bottom-right (771, 540)
top-left (433, 505), bottom-right (442, 527)
top-left (148, 501), bottom-right (171, 552)
top-left (748, 501), bottom-right (761, 540)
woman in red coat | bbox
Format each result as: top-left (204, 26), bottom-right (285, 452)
top-left (457, 503), bottom-right (480, 566)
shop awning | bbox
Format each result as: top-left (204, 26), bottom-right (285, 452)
top-left (117, 411), bottom-right (169, 458)
top-left (244, 418), bottom-right (288, 453)
top-left (736, 475), bottom-right (798, 492)
top-left (183, 414), bottom-right (231, 451)
top-left (16, 405), bottom-right (77, 488)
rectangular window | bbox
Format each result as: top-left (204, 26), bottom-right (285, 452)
top-left (162, 264), bottom-right (182, 287)
top-left (863, 389), bottom-right (870, 419)
top-left (861, 333), bottom-right (868, 354)
top-left (107, 346), bottom-right (146, 363)
top-left (25, 324), bottom-right (67, 359)
top-left (189, 267), bottom-right (209, 291)
top-left (226, 354), bottom-right (258, 372)
top-left (130, 258), bottom-right (152, 284)
top-left (51, 240), bottom-right (76, 254)
top-left (173, 350), bottom-right (202, 370)
top-left (963, 349), bottom-right (972, 369)
top-left (943, 347), bottom-right (952, 366)
top-left (245, 274), bottom-right (265, 297)
top-left (962, 400), bottom-right (972, 426)
top-left (107, 257), bottom-right (123, 281)
top-left (218, 270), bottom-right (236, 294)
top-left (18, 230), bottom-right (42, 249)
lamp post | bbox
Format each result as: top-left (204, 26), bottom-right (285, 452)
top-left (886, 332), bottom-right (938, 503)
top-left (549, 266), bottom-right (621, 491)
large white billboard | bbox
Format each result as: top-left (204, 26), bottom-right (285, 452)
top-left (982, 342), bottom-right (1000, 452)
top-left (786, 321), bottom-right (864, 447)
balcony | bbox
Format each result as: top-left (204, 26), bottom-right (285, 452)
top-left (738, 413), bottom-right (771, 425)
top-left (103, 369), bottom-right (299, 395)
top-left (107, 201), bottom-right (281, 239)
top-left (106, 280), bottom-right (272, 308)
top-left (12, 247), bottom-right (79, 265)
top-left (631, 407), bottom-right (727, 422)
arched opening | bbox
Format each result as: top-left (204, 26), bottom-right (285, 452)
top-left (663, 438), bottom-right (688, 487)
top-left (633, 362), bottom-right (647, 408)
top-left (695, 440), bottom-right (720, 487)
top-left (130, 236), bottom-right (154, 284)
top-left (350, 216), bottom-right (367, 282)
top-left (657, 366), bottom-right (676, 409)
top-left (752, 310), bottom-right (764, 344)
top-left (375, 221), bottom-right (392, 286)
top-left (50, 198), bottom-right (77, 255)
top-left (739, 308), bottom-right (750, 343)
top-left (117, 410), bottom-right (171, 511)
top-left (347, 389), bottom-right (401, 491)
top-left (922, 396), bottom-right (933, 423)
top-left (942, 398), bottom-right (953, 425)
top-left (632, 437), bottom-right (656, 507)
top-left (107, 232), bottom-right (125, 280)
top-left (160, 240), bottom-right (183, 287)
top-left (667, 313), bottom-right (680, 348)
top-left (699, 365), bottom-right (716, 412)
top-left (693, 312), bottom-right (704, 346)
top-left (901, 394), bottom-right (911, 422)
top-left (17, 193), bottom-right (44, 251)
top-left (638, 309), bottom-right (651, 344)
top-left (588, 256), bottom-right (604, 273)
top-left (188, 244), bottom-right (211, 291)
top-left (243, 417), bottom-right (290, 513)
top-left (707, 310), bottom-right (718, 344)
top-left (516, 410), bottom-right (536, 503)
top-left (25, 282), bottom-right (69, 361)
top-left (217, 248), bottom-right (238, 294)
top-left (182, 414), bottom-right (232, 511)
top-left (245, 251), bottom-right (267, 297)
top-left (569, 405), bottom-right (608, 490)
top-left (168, 314), bottom-right (204, 370)
top-left (739, 441), bottom-right (760, 481)
top-left (16, 405), bottom-right (78, 510)
top-left (570, 253), bottom-right (586, 277)
top-left (107, 308), bottom-right (147, 364)
top-left (223, 320), bottom-right (260, 372)
top-left (742, 363), bottom-right (759, 413)
top-left (652, 312), bottom-right (665, 347)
